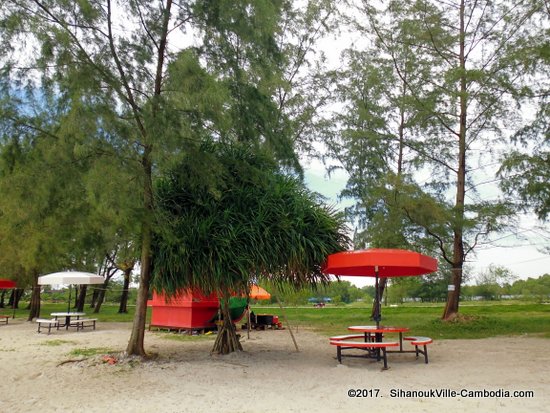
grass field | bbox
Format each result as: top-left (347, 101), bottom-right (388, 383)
top-left (251, 302), bottom-right (550, 339)
top-left (4, 301), bottom-right (549, 340)
top-left (4, 303), bottom-right (139, 323)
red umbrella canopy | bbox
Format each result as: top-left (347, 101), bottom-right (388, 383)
top-left (0, 279), bottom-right (17, 289)
top-left (322, 248), bottom-right (438, 277)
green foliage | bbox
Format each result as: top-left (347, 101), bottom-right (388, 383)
top-left (509, 274), bottom-right (550, 302)
top-left (500, 149), bottom-right (550, 221)
top-left (497, 3), bottom-right (548, 219)
top-left (320, 280), bottom-right (363, 304)
top-left (471, 264), bottom-right (518, 300)
top-left (190, 0), bottom-right (304, 172)
top-left (151, 141), bottom-right (350, 297)
top-left (0, 114), bottom-right (107, 279)
top-left (272, 279), bottom-right (370, 305)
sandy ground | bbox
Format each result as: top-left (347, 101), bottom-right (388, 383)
top-left (0, 319), bottom-right (548, 413)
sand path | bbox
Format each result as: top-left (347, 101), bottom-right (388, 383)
top-left (1, 320), bottom-right (548, 412)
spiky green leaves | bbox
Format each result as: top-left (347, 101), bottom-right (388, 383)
top-left (151, 142), bottom-right (350, 297)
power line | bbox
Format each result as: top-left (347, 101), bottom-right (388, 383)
top-left (507, 255), bottom-right (550, 265)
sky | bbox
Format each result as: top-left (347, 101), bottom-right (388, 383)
top-left (303, 157), bottom-right (550, 288)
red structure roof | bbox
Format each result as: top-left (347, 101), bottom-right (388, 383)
top-left (0, 279), bottom-right (16, 289)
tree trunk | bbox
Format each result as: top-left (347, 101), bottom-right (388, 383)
top-left (118, 266), bottom-right (132, 313)
top-left (126, 0), bottom-right (172, 357)
top-left (12, 288), bottom-right (24, 309)
top-left (93, 280), bottom-right (110, 314)
top-left (127, 147), bottom-right (154, 356)
top-left (126, 225), bottom-right (152, 356)
top-left (369, 77), bottom-right (407, 320)
top-left (76, 285), bottom-right (87, 312)
top-left (371, 277), bottom-right (387, 321)
top-left (212, 295), bottom-right (243, 355)
top-left (90, 288), bottom-right (100, 308)
top-left (443, 0), bottom-right (467, 320)
top-left (28, 276), bottom-right (41, 321)
top-left (0, 290), bottom-right (5, 308)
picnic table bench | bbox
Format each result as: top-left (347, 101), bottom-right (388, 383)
top-left (404, 336), bottom-right (433, 363)
top-left (0, 315), bottom-right (10, 325)
top-left (330, 338), bottom-right (399, 370)
top-left (69, 318), bottom-right (97, 331)
top-left (330, 327), bottom-right (434, 369)
top-left (36, 318), bottom-right (59, 334)
top-left (329, 334), bottom-right (365, 341)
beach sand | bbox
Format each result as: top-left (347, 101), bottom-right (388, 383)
top-left (0, 319), bottom-right (548, 413)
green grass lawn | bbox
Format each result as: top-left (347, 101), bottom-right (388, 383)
top-left (4, 301), bottom-right (549, 340)
top-left (5, 303), bottom-right (141, 323)
top-left (250, 302), bottom-right (550, 339)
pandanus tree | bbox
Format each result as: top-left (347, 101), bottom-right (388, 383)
top-left (151, 142), bottom-right (350, 354)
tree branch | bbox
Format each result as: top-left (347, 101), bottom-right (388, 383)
top-left (403, 207), bottom-right (453, 265)
top-left (153, 0), bottom-right (172, 99)
top-left (106, 0), bottom-right (147, 139)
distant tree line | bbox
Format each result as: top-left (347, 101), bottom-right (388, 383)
top-left (267, 272), bottom-right (550, 306)
top-left (0, 279), bottom-right (139, 310)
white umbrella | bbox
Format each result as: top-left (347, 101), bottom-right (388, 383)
top-left (38, 271), bottom-right (104, 285)
top-left (38, 271), bottom-right (104, 313)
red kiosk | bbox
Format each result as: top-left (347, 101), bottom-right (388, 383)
top-left (147, 289), bottom-right (220, 331)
